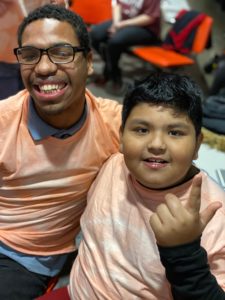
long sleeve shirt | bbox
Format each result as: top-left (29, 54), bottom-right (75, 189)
top-left (158, 239), bottom-right (225, 300)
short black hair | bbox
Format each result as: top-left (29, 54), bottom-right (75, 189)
top-left (122, 72), bottom-right (203, 136)
top-left (17, 4), bottom-right (90, 55)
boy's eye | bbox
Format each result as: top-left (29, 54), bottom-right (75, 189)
top-left (169, 130), bottom-right (184, 136)
top-left (133, 127), bottom-right (149, 134)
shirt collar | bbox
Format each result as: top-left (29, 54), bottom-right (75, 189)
top-left (28, 98), bottom-right (87, 141)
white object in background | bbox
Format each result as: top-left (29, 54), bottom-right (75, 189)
top-left (161, 0), bottom-right (190, 23)
top-left (216, 169), bottom-right (225, 188)
top-left (195, 143), bottom-right (225, 188)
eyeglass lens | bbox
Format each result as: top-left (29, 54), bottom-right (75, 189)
top-left (17, 45), bottom-right (75, 64)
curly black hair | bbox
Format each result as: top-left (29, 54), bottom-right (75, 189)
top-left (17, 4), bottom-right (90, 55)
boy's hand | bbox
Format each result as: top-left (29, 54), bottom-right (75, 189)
top-left (150, 175), bottom-right (222, 247)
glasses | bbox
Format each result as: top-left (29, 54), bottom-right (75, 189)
top-left (14, 44), bottom-right (86, 65)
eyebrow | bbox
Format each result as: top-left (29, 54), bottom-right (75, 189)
top-left (21, 42), bottom-right (73, 48)
top-left (128, 119), bottom-right (190, 129)
top-left (128, 119), bottom-right (149, 126)
top-left (167, 123), bottom-right (190, 130)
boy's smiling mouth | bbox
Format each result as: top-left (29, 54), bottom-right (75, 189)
top-left (143, 157), bottom-right (168, 169)
top-left (144, 158), bottom-right (167, 163)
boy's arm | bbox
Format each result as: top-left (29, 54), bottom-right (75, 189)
top-left (150, 175), bottom-right (225, 300)
top-left (158, 239), bottom-right (225, 300)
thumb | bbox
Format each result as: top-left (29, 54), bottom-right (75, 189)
top-left (200, 202), bottom-right (222, 229)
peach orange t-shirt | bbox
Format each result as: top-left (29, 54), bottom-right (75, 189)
top-left (70, 153), bottom-right (225, 299)
top-left (0, 89), bottom-right (121, 255)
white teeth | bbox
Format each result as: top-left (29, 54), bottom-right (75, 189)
top-left (148, 159), bottom-right (165, 163)
top-left (39, 84), bottom-right (63, 93)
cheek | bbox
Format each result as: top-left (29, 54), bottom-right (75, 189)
top-left (122, 146), bottom-right (135, 159)
top-left (20, 67), bottom-right (32, 82)
top-left (122, 144), bottom-right (143, 169)
top-left (172, 144), bottom-right (197, 165)
top-left (72, 60), bottom-right (89, 78)
top-left (121, 138), bottom-right (141, 157)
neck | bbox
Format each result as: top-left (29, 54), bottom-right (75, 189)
top-left (35, 101), bottom-right (86, 129)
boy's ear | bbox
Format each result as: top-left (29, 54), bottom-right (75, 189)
top-left (119, 126), bottom-right (123, 153)
top-left (193, 132), bottom-right (203, 160)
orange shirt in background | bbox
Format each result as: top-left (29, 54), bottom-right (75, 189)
top-left (0, 0), bottom-right (49, 63)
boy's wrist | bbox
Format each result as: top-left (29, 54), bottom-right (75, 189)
top-left (158, 237), bottom-right (201, 258)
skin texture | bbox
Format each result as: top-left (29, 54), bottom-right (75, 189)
top-left (150, 175), bottom-right (222, 246)
top-left (120, 103), bottom-right (202, 190)
top-left (20, 18), bottom-right (93, 129)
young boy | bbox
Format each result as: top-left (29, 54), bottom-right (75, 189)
top-left (69, 72), bottom-right (225, 299)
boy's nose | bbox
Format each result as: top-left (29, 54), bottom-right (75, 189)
top-left (147, 133), bottom-right (166, 152)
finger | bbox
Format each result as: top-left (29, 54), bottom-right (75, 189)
top-left (149, 213), bottom-right (163, 233)
top-left (186, 174), bottom-right (202, 214)
top-left (155, 203), bottom-right (175, 224)
top-left (164, 193), bottom-right (186, 218)
top-left (200, 202), bottom-right (222, 229)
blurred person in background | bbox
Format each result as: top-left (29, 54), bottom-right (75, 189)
top-left (0, 0), bottom-right (25, 100)
top-left (89, 0), bottom-right (161, 95)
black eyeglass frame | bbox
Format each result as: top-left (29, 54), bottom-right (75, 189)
top-left (13, 44), bottom-right (87, 65)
